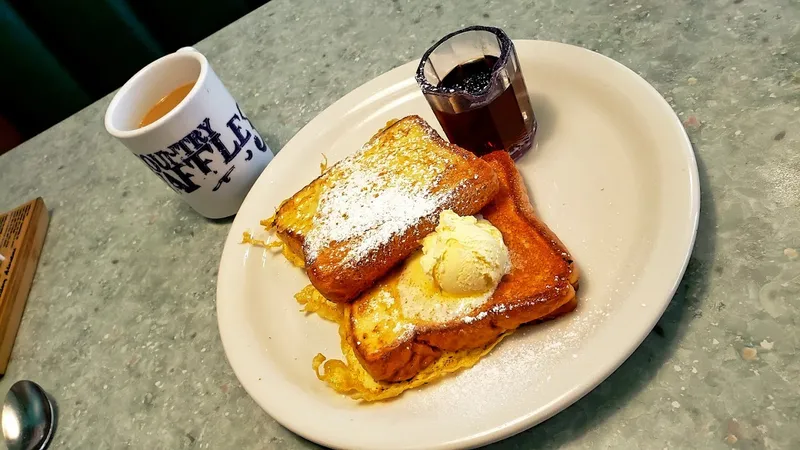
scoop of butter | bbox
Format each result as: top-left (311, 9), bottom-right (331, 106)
top-left (419, 210), bottom-right (510, 295)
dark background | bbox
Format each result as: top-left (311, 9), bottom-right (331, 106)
top-left (0, 0), bottom-right (269, 154)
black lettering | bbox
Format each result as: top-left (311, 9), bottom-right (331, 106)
top-left (139, 154), bottom-right (163, 173)
top-left (183, 130), bottom-right (207, 150)
top-left (154, 150), bottom-right (181, 167)
top-left (222, 114), bottom-right (254, 163)
top-left (168, 164), bottom-right (201, 193)
top-left (226, 114), bottom-right (252, 148)
top-left (208, 131), bottom-right (237, 163)
top-left (150, 152), bottom-right (174, 170)
top-left (196, 117), bottom-right (216, 137)
top-left (168, 141), bottom-right (192, 157)
top-left (254, 135), bottom-right (267, 152)
top-left (234, 103), bottom-right (267, 152)
top-left (159, 171), bottom-right (189, 192)
top-left (184, 145), bottom-right (215, 175)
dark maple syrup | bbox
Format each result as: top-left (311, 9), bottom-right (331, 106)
top-left (434, 55), bottom-right (535, 158)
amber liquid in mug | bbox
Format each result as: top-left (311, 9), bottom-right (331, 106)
top-left (138, 82), bottom-right (195, 128)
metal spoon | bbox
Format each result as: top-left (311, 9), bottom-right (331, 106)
top-left (2, 381), bottom-right (56, 450)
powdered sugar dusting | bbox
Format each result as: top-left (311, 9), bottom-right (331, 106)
top-left (462, 311), bottom-right (488, 324)
top-left (452, 296), bottom-right (610, 394)
top-left (460, 302), bottom-right (511, 324)
top-left (392, 320), bottom-right (416, 344)
top-left (491, 303), bottom-right (507, 314)
top-left (303, 125), bottom-right (462, 265)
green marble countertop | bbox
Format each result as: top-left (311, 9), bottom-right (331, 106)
top-left (1, 0), bottom-right (798, 448)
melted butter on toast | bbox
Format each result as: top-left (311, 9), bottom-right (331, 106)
top-left (350, 251), bottom-right (499, 361)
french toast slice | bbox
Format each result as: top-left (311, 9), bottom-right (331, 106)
top-left (271, 115), bottom-right (500, 303)
top-left (348, 151), bottom-right (579, 382)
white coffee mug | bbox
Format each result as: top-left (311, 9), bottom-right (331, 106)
top-left (104, 47), bottom-right (273, 218)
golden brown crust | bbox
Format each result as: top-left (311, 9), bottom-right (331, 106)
top-left (275, 115), bottom-right (500, 303)
top-left (351, 151), bottom-right (579, 382)
top-left (351, 339), bottom-right (443, 382)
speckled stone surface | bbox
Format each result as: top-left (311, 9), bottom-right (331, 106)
top-left (0, 0), bottom-right (798, 448)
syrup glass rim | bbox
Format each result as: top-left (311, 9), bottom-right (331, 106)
top-left (415, 25), bottom-right (513, 100)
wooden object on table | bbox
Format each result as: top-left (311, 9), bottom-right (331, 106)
top-left (0, 198), bottom-right (49, 375)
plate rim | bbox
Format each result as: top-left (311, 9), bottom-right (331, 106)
top-left (216, 40), bottom-right (700, 449)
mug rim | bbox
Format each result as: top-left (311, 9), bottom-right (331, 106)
top-left (104, 50), bottom-right (209, 139)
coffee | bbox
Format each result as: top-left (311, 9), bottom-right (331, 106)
top-left (139, 82), bottom-right (195, 128)
top-left (105, 47), bottom-right (274, 218)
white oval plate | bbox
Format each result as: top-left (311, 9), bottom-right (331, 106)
top-left (217, 41), bottom-right (699, 450)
